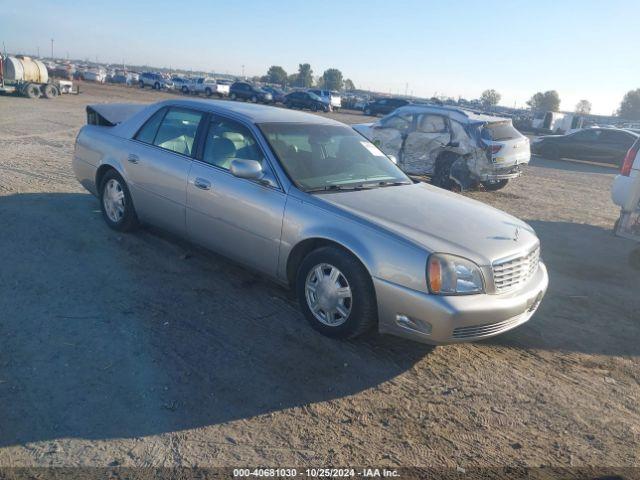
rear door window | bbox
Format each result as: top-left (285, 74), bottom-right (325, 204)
top-left (152, 108), bottom-right (204, 156)
top-left (416, 114), bottom-right (448, 133)
top-left (481, 122), bottom-right (521, 141)
top-left (135, 108), bottom-right (167, 144)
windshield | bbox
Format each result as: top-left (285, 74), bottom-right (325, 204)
top-left (259, 123), bottom-right (411, 191)
top-left (308, 92), bottom-right (323, 101)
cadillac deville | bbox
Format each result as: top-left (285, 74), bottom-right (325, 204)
top-left (73, 99), bottom-right (548, 344)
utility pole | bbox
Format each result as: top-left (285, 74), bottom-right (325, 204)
top-left (242, 64), bottom-right (245, 78)
top-left (405, 82), bottom-right (408, 96)
top-left (50, 38), bottom-right (54, 59)
top-left (37, 46), bottom-right (40, 57)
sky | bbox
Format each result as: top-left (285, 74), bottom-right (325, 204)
top-left (1, 0), bottom-right (638, 115)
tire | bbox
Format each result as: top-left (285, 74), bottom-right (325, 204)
top-left (99, 170), bottom-right (139, 232)
top-left (230, 92), bottom-right (237, 101)
top-left (296, 246), bottom-right (377, 339)
top-left (364, 107), bottom-right (371, 115)
top-left (154, 82), bottom-right (160, 90)
top-left (205, 87), bottom-right (212, 97)
top-left (43, 84), bottom-right (59, 99)
top-left (139, 81), bottom-right (144, 88)
top-left (181, 86), bottom-right (189, 94)
top-left (24, 83), bottom-right (40, 99)
top-left (284, 101), bottom-right (292, 109)
top-left (250, 95), bottom-right (258, 103)
top-left (431, 156), bottom-right (457, 190)
top-left (481, 179), bottom-right (509, 191)
top-left (311, 104), bottom-right (318, 112)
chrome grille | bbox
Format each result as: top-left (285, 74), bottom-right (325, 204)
top-left (492, 246), bottom-right (540, 293)
top-left (452, 315), bottom-right (523, 339)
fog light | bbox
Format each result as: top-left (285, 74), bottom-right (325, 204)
top-left (396, 314), bottom-right (432, 335)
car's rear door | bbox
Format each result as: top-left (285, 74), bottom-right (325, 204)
top-left (401, 113), bottom-right (451, 175)
top-left (126, 106), bottom-right (206, 235)
top-left (186, 114), bottom-right (286, 276)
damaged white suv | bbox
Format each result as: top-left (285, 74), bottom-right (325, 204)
top-left (353, 105), bottom-right (530, 191)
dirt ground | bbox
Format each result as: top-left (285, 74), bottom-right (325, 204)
top-left (0, 83), bottom-right (638, 470)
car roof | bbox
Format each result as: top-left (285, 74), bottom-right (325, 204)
top-left (393, 104), bottom-right (508, 124)
top-left (154, 98), bottom-right (343, 125)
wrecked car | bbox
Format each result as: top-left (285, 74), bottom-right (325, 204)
top-left (353, 105), bottom-right (531, 191)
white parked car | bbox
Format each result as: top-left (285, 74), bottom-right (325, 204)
top-left (189, 77), bottom-right (230, 97)
top-left (308, 89), bottom-right (341, 110)
top-left (612, 138), bottom-right (640, 241)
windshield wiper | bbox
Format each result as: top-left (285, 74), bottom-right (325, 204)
top-left (374, 180), bottom-right (412, 187)
top-left (305, 184), bottom-right (371, 193)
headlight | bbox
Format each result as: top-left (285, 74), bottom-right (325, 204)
top-left (427, 254), bottom-right (484, 295)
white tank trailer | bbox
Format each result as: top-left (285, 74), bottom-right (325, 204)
top-left (0, 55), bottom-right (72, 98)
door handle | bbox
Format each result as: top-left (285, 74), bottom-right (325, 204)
top-left (127, 154), bottom-right (140, 164)
top-left (194, 177), bottom-right (211, 190)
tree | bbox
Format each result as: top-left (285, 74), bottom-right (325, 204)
top-left (480, 89), bottom-right (501, 109)
top-left (527, 90), bottom-right (561, 112)
top-left (618, 89), bottom-right (640, 120)
top-left (344, 78), bottom-right (356, 91)
top-left (297, 63), bottom-right (313, 88)
top-left (264, 65), bottom-right (287, 86)
top-left (286, 73), bottom-right (298, 86)
top-left (321, 68), bottom-right (344, 91)
top-left (575, 99), bottom-right (592, 114)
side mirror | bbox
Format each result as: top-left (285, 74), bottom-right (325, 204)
top-left (230, 159), bottom-right (264, 180)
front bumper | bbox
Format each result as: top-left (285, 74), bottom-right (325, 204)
top-left (374, 262), bottom-right (548, 345)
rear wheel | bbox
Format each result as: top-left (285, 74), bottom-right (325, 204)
top-left (43, 84), bottom-right (59, 99)
top-left (139, 80), bottom-right (144, 88)
top-left (154, 82), bottom-right (160, 90)
top-left (296, 247), bottom-right (377, 339)
top-left (250, 95), bottom-right (258, 103)
top-left (99, 170), bottom-right (139, 232)
top-left (205, 87), bottom-right (212, 97)
top-left (364, 107), bottom-right (371, 115)
top-left (181, 86), bottom-right (189, 94)
top-left (481, 179), bottom-right (509, 191)
top-left (431, 155), bottom-right (457, 190)
top-left (230, 92), bottom-right (237, 100)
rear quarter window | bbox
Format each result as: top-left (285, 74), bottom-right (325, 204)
top-left (481, 122), bottom-right (521, 141)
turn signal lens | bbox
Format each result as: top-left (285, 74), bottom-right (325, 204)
top-left (428, 257), bottom-right (442, 294)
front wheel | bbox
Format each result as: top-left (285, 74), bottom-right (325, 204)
top-left (230, 92), bottom-right (237, 100)
top-left (99, 170), bottom-right (139, 232)
top-left (139, 80), bottom-right (144, 88)
top-left (250, 95), bottom-right (258, 103)
top-left (364, 107), bottom-right (371, 115)
top-left (181, 86), bottom-right (189, 94)
top-left (296, 247), bottom-right (377, 339)
top-left (205, 87), bottom-right (212, 97)
top-left (481, 179), bottom-right (509, 191)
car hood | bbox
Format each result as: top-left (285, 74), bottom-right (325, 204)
top-left (316, 182), bottom-right (539, 266)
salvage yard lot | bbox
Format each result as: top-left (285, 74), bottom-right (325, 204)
top-left (0, 83), bottom-right (638, 468)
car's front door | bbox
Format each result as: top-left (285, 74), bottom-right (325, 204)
top-left (126, 106), bottom-right (205, 235)
top-left (561, 129), bottom-right (602, 160)
top-left (369, 111), bottom-right (414, 159)
top-left (186, 114), bottom-right (286, 276)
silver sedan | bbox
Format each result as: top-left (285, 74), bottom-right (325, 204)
top-left (73, 99), bottom-right (548, 344)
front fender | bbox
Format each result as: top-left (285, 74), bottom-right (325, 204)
top-left (279, 195), bottom-right (430, 293)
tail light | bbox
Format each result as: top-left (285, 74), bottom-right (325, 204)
top-left (621, 144), bottom-right (638, 176)
top-left (489, 144), bottom-right (502, 154)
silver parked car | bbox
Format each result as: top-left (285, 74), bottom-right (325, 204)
top-left (73, 99), bottom-right (548, 345)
